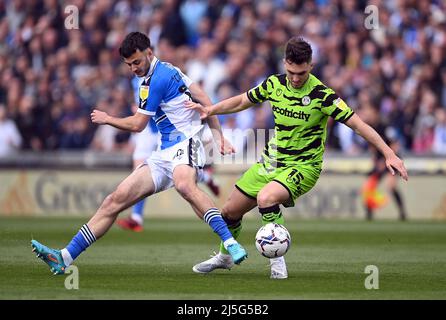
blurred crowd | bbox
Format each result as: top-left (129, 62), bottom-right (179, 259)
top-left (0, 0), bottom-right (445, 157)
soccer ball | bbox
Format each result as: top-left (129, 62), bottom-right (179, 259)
top-left (255, 223), bottom-right (291, 258)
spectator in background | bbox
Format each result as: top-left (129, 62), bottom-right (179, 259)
top-left (56, 90), bottom-right (93, 149)
top-left (90, 98), bottom-right (128, 153)
top-left (186, 39), bottom-right (226, 102)
top-left (159, 0), bottom-right (188, 47)
top-left (180, 0), bottom-right (209, 47)
top-left (432, 108), bottom-right (446, 155)
top-left (412, 89), bottom-right (437, 154)
top-left (13, 94), bottom-right (43, 150)
top-left (360, 105), bottom-right (408, 221)
top-left (0, 104), bottom-right (22, 157)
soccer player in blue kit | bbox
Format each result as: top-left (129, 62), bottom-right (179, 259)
top-left (31, 32), bottom-right (247, 274)
top-left (117, 77), bottom-right (222, 232)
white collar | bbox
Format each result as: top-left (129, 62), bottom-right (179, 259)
top-left (144, 56), bottom-right (159, 81)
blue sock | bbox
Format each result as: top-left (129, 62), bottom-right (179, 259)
top-left (203, 208), bottom-right (234, 243)
top-left (130, 199), bottom-right (145, 225)
top-left (132, 199), bottom-right (145, 217)
top-left (65, 224), bottom-right (96, 261)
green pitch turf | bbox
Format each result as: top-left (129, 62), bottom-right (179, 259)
top-left (1, 217), bottom-right (446, 300)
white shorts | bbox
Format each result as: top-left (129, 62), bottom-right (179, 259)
top-left (132, 127), bottom-right (160, 161)
top-left (146, 130), bottom-right (207, 193)
top-left (200, 123), bottom-right (216, 165)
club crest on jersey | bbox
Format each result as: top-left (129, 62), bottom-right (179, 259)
top-left (276, 88), bottom-right (283, 96)
top-left (139, 85), bottom-right (149, 101)
top-left (302, 96), bottom-right (311, 105)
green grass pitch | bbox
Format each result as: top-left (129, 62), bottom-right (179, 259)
top-left (1, 217), bottom-right (446, 300)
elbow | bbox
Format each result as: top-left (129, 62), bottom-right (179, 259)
top-left (132, 116), bottom-right (148, 132)
top-left (134, 124), bottom-right (145, 132)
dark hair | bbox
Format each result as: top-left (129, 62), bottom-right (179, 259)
top-left (119, 32), bottom-right (151, 58)
top-left (285, 37), bottom-right (312, 64)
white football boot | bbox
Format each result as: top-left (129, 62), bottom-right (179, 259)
top-left (192, 252), bottom-right (234, 273)
top-left (270, 256), bottom-right (288, 279)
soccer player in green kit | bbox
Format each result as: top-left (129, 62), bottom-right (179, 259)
top-left (186, 37), bottom-right (408, 279)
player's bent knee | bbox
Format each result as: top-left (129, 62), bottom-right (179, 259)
top-left (112, 188), bottom-right (131, 205)
top-left (101, 194), bottom-right (114, 209)
top-left (257, 191), bottom-right (280, 208)
top-left (101, 189), bottom-right (132, 217)
top-left (221, 205), bottom-right (243, 221)
top-left (221, 210), bottom-right (242, 222)
top-left (99, 194), bottom-right (121, 217)
top-left (174, 181), bottom-right (196, 201)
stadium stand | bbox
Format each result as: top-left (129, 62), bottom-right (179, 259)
top-left (0, 0), bottom-right (445, 156)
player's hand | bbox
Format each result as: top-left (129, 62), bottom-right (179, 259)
top-left (185, 101), bottom-right (210, 120)
top-left (217, 137), bottom-right (236, 155)
top-left (91, 109), bottom-right (109, 125)
top-left (385, 153), bottom-right (408, 181)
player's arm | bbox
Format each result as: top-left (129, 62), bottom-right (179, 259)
top-left (93, 71), bottom-right (164, 132)
top-left (345, 113), bottom-right (408, 181)
top-left (186, 76), bottom-right (271, 118)
top-left (188, 82), bottom-right (234, 154)
top-left (185, 93), bottom-right (255, 119)
top-left (91, 109), bottom-right (149, 132)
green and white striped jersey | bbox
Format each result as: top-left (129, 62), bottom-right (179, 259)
top-left (247, 73), bottom-right (354, 167)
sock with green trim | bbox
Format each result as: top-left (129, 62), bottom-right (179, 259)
top-left (203, 208), bottom-right (237, 250)
top-left (259, 204), bottom-right (285, 225)
top-left (219, 217), bottom-right (242, 255)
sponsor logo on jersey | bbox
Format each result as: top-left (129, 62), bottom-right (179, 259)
top-left (173, 148), bottom-right (184, 160)
top-left (335, 98), bottom-right (348, 110)
top-left (286, 169), bottom-right (304, 184)
top-left (272, 106), bottom-right (310, 121)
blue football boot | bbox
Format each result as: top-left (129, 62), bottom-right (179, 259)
top-left (227, 243), bottom-right (248, 265)
top-left (31, 240), bottom-right (66, 275)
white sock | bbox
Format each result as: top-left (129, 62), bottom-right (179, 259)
top-left (61, 248), bottom-right (73, 267)
top-left (223, 237), bottom-right (237, 250)
top-left (130, 213), bottom-right (143, 225)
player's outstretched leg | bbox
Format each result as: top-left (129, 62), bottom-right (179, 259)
top-left (32, 165), bottom-right (155, 275)
top-left (31, 223), bottom-right (97, 275)
top-left (31, 240), bottom-right (66, 275)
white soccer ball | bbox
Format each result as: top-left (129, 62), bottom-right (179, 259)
top-left (255, 223), bottom-right (291, 258)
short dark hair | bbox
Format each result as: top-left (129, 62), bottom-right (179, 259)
top-left (285, 37), bottom-right (312, 64)
top-left (119, 32), bottom-right (151, 58)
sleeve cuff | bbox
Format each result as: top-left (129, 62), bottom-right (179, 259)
top-left (340, 111), bottom-right (355, 123)
top-left (137, 109), bottom-right (155, 116)
top-left (246, 91), bottom-right (257, 103)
